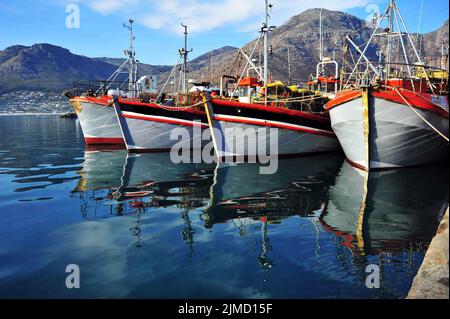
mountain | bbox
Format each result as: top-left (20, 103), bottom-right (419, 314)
top-left (0, 43), bottom-right (237, 94)
top-left (420, 20), bottom-right (449, 67)
top-left (0, 44), bottom-right (117, 93)
top-left (184, 46), bottom-right (239, 74)
top-left (93, 57), bottom-right (173, 77)
top-left (250, 8), bottom-right (376, 83)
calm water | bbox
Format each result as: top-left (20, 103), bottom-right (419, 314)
top-left (0, 115), bottom-right (448, 299)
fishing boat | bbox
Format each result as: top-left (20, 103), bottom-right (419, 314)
top-left (112, 24), bottom-right (212, 152)
top-left (64, 19), bottom-right (157, 145)
top-left (204, 92), bottom-right (339, 157)
top-left (325, 0), bottom-right (449, 170)
top-left (113, 93), bottom-right (209, 152)
top-left (203, 2), bottom-right (340, 158)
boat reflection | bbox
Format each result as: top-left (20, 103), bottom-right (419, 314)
top-left (200, 155), bottom-right (343, 290)
top-left (74, 150), bottom-right (127, 192)
top-left (74, 149), bottom-right (215, 216)
top-left (74, 150), bottom-right (448, 258)
top-left (70, 149), bottom-right (449, 297)
top-left (72, 151), bottom-right (449, 291)
top-left (111, 153), bottom-right (215, 207)
top-left (73, 150), bottom-right (343, 250)
top-left (320, 161), bottom-right (449, 256)
top-left (202, 154), bottom-right (343, 228)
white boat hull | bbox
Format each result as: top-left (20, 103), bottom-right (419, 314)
top-left (70, 99), bottom-right (124, 144)
top-left (213, 119), bottom-right (340, 157)
top-left (205, 99), bottom-right (341, 158)
top-left (330, 96), bottom-right (449, 170)
top-left (115, 109), bottom-right (207, 151)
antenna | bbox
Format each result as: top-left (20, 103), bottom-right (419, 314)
top-left (180, 23), bottom-right (193, 94)
top-left (287, 46), bottom-right (291, 85)
top-left (123, 18), bottom-right (137, 97)
top-left (416, 0), bottom-right (424, 58)
top-left (96, 18), bottom-right (139, 96)
top-left (262, 1), bottom-right (275, 105)
top-left (123, 19), bottom-right (135, 57)
top-left (320, 7), bottom-right (323, 64)
top-left (319, 0), bottom-right (325, 74)
top-left (386, 0), bottom-right (394, 78)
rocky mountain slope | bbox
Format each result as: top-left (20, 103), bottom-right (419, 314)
top-left (420, 20), bottom-right (449, 67)
top-left (0, 44), bottom-right (117, 93)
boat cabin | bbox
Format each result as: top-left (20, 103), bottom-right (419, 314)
top-left (189, 81), bottom-right (220, 95)
top-left (307, 76), bottom-right (340, 96)
top-left (307, 58), bottom-right (340, 98)
top-left (237, 77), bottom-right (263, 104)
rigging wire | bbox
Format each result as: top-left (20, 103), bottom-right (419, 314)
top-left (156, 55), bottom-right (183, 102)
top-left (393, 87), bottom-right (449, 143)
top-left (229, 34), bottom-right (263, 100)
top-left (416, 0), bottom-right (425, 57)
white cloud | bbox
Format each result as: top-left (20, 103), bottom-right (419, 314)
top-left (77, 0), bottom-right (379, 33)
top-left (86, 0), bottom-right (139, 15)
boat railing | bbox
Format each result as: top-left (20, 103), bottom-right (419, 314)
top-left (341, 61), bottom-right (448, 94)
top-left (70, 80), bottom-right (142, 98)
top-left (250, 94), bottom-right (329, 113)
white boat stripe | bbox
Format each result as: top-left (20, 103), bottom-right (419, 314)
top-left (213, 114), bottom-right (333, 134)
top-left (121, 111), bottom-right (205, 126)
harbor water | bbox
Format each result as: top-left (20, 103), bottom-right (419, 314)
top-left (0, 115), bottom-right (448, 298)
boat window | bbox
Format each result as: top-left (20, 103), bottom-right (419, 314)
top-left (239, 87), bottom-right (249, 97)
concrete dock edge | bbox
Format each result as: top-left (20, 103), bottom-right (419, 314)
top-left (407, 208), bottom-right (449, 299)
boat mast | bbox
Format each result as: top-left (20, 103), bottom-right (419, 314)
top-left (123, 19), bottom-right (137, 96)
top-left (263, 0), bottom-right (270, 87)
top-left (319, 8), bottom-right (324, 73)
top-left (180, 23), bottom-right (192, 94)
top-left (386, 1), bottom-right (394, 79)
top-left (95, 19), bottom-right (138, 96)
top-left (441, 43), bottom-right (449, 70)
top-left (287, 46), bottom-right (291, 85)
top-left (261, 1), bottom-right (275, 105)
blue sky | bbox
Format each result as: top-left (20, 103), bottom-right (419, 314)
top-left (0, 0), bottom-right (448, 65)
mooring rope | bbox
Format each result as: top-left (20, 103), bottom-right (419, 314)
top-left (393, 87), bottom-right (449, 143)
top-left (155, 97), bottom-right (209, 112)
top-left (252, 94), bottom-right (325, 104)
top-left (114, 94), bottom-right (209, 112)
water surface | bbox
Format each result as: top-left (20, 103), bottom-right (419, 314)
top-left (0, 115), bottom-right (448, 298)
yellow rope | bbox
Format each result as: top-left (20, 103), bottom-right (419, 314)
top-left (252, 94), bottom-right (325, 104)
top-left (147, 97), bottom-right (208, 112)
top-left (362, 88), bottom-right (371, 170)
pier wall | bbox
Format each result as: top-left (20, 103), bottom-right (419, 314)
top-left (407, 208), bottom-right (449, 299)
